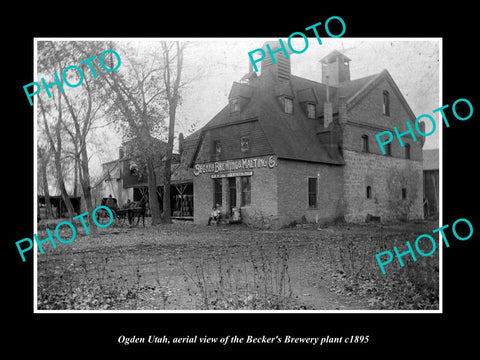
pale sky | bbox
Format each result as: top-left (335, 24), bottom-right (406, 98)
top-left (88, 38), bottom-right (441, 179)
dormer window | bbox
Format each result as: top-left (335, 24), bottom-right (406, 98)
top-left (307, 103), bottom-right (316, 119)
top-left (284, 97), bottom-right (293, 114)
top-left (214, 140), bottom-right (221, 155)
top-left (240, 136), bottom-right (249, 152)
top-left (230, 98), bottom-right (240, 113)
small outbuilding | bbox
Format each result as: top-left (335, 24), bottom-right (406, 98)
top-left (423, 148), bottom-right (439, 219)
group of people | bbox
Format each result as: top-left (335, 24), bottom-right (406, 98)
top-left (107, 195), bottom-right (241, 226)
top-left (207, 204), bottom-right (241, 225)
top-left (105, 195), bottom-right (141, 210)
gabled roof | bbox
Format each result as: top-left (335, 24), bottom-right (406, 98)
top-left (289, 73), bottom-right (379, 115)
top-left (184, 127), bottom-right (202, 142)
top-left (293, 69), bottom-right (416, 123)
top-left (229, 81), bottom-right (255, 99)
top-left (195, 66), bottom-right (344, 165)
top-left (321, 49), bottom-right (352, 63)
top-left (296, 87), bottom-right (317, 103)
top-left (192, 55), bottom-right (416, 166)
top-left (344, 69), bottom-right (417, 122)
top-left (333, 73), bottom-right (378, 103)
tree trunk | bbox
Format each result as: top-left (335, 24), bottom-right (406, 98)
top-left (54, 152), bottom-right (76, 222)
top-left (79, 148), bottom-right (98, 236)
top-left (40, 158), bottom-right (54, 219)
top-left (73, 157), bottom-right (79, 197)
top-left (162, 169), bottom-right (171, 223)
top-left (146, 156), bottom-right (162, 225)
top-left (162, 107), bottom-right (176, 224)
top-left (39, 93), bottom-right (76, 224)
top-left (161, 41), bottom-right (183, 224)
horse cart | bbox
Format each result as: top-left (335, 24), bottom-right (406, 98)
top-left (96, 197), bottom-right (147, 227)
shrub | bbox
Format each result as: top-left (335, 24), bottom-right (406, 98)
top-left (318, 227), bottom-right (439, 310)
top-left (37, 255), bottom-right (173, 310)
top-left (181, 241), bottom-right (301, 310)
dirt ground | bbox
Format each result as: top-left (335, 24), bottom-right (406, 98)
top-left (36, 219), bottom-right (440, 311)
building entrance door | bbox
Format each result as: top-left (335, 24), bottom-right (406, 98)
top-left (228, 177), bottom-right (236, 217)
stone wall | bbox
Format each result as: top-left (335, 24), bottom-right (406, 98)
top-left (341, 75), bottom-right (424, 223)
top-left (343, 150), bottom-right (423, 222)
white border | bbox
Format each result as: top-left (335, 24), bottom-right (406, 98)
top-left (33, 37), bottom-right (443, 314)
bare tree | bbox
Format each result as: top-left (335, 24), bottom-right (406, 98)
top-left (38, 92), bottom-right (76, 222)
top-left (85, 40), bottom-right (189, 225)
top-left (37, 143), bottom-right (54, 219)
top-left (51, 41), bottom-right (107, 235)
top-left (98, 41), bottom-right (167, 225)
top-left (38, 41), bottom-right (109, 234)
top-left (161, 41), bottom-right (185, 223)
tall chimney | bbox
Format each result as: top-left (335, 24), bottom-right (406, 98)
top-left (326, 75), bottom-right (330, 102)
top-left (338, 96), bottom-right (347, 124)
top-left (261, 41), bottom-right (291, 80)
top-left (324, 103), bottom-right (333, 128)
top-left (324, 75), bottom-right (333, 128)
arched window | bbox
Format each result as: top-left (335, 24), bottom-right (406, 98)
top-left (366, 186), bottom-right (372, 199)
top-left (382, 90), bottom-right (390, 116)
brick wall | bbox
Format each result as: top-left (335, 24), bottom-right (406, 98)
top-left (345, 77), bottom-right (423, 161)
top-left (192, 76), bottom-right (425, 226)
top-left (193, 161), bottom-right (278, 226)
top-left (277, 159), bottom-right (344, 226)
top-left (238, 166), bottom-right (279, 228)
top-left (193, 172), bottom-right (213, 225)
top-left (343, 150), bottom-right (423, 222)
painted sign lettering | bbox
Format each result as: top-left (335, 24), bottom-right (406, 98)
top-left (194, 156), bottom-right (277, 177)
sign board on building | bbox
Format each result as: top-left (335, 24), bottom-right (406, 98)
top-left (211, 171), bottom-right (254, 179)
top-left (194, 155), bottom-right (277, 177)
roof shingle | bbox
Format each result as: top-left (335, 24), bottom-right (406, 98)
top-left (195, 62), bottom-right (389, 166)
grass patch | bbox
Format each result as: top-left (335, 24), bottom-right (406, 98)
top-left (36, 221), bottom-right (440, 310)
top-left (315, 223), bottom-right (439, 310)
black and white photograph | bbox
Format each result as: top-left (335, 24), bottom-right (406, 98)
top-left (33, 38), bottom-right (441, 312)
top-left (7, 6), bottom-right (478, 355)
